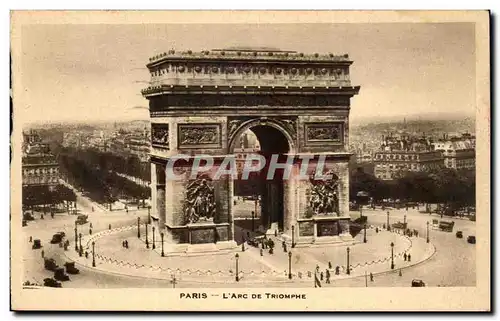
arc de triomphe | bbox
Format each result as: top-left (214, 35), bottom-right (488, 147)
top-left (142, 47), bottom-right (360, 252)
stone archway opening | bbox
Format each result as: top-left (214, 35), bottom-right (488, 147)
top-left (231, 123), bottom-right (292, 237)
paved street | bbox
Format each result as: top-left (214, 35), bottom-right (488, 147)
top-left (22, 198), bottom-right (475, 288)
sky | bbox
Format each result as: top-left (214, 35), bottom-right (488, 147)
top-left (17, 22), bottom-right (476, 124)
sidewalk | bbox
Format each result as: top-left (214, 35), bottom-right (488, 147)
top-left (63, 224), bottom-right (436, 285)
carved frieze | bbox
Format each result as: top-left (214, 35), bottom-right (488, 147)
top-left (151, 123), bottom-right (169, 149)
top-left (149, 95), bottom-right (350, 112)
top-left (305, 171), bottom-right (340, 217)
top-left (183, 177), bottom-right (217, 224)
top-left (304, 122), bottom-right (344, 145)
top-left (178, 123), bottom-right (222, 149)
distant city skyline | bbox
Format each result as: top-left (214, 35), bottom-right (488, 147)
top-left (17, 23), bottom-right (475, 123)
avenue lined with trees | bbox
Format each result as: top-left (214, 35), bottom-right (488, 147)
top-left (350, 166), bottom-right (475, 215)
top-left (57, 147), bottom-right (151, 209)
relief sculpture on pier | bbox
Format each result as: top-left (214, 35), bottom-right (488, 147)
top-left (183, 177), bottom-right (217, 224)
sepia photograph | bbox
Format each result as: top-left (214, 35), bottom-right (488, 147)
top-left (9, 10), bottom-right (490, 311)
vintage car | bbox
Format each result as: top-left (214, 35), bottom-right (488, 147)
top-left (23, 212), bottom-right (35, 221)
top-left (54, 267), bottom-right (70, 281)
top-left (76, 215), bottom-right (89, 225)
top-left (438, 220), bottom-right (455, 232)
top-left (43, 278), bottom-right (62, 288)
top-left (456, 231), bottom-right (463, 239)
top-left (32, 239), bottom-right (42, 249)
top-left (392, 221), bottom-right (407, 230)
top-left (64, 262), bottom-right (80, 274)
top-left (411, 279), bottom-right (426, 287)
top-left (50, 232), bottom-right (65, 244)
top-left (44, 258), bottom-right (59, 272)
top-left (467, 236), bottom-right (476, 244)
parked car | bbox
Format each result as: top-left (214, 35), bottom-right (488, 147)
top-left (411, 279), bottom-right (426, 287)
top-left (43, 278), bottom-right (62, 288)
top-left (44, 258), bottom-right (59, 272)
top-left (54, 267), bottom-right (70, 281)
top-left (50, 232), bottom-right (65, 244)
top-left (23, 212), bottom-right (35, 221)
top-left (32, 239), bottom-right (42, 249)
top-left (456, 231), bottom-right (463, 239)
top-left (467, 236), bottom-right (476, 244)
top-left (64, 262), bottom-right (80, 274)
top-left (76, 215), bottom-right (89, 225)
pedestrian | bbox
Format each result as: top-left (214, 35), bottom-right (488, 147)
top-left (376, 227), bottom-right (379, 233)
top-left (274, 230), bottom-right (278, 237)
top-left (260, 248), bottom-right (263, 256)
top-left (122, 240), bottom-right (125, 248)
top-left (85, 251), bottom-right (88, 258)
top-left (89, 228), bottom-right (92, 235)
top-left (308, 271), bottom-right (312, 278)
top-left (404, 253), bottom-right (407, 261)
top-left (283, 243), bottom-right (287, 253)
top-left (29, 236), bottom-right (32, 243)
top-left (325, 269), bottom-right (331, 284)
top-left (109, 224), bottom-right (111, 230)
top-left (41, 214), bottom-right (44, 220)
top-left (370, 272), bottom-right (374, 282)
top-left (298, 272), bottom-right (302, 279)
top-left (90, 222), bottom-right (93, 228)
top-left (41, 250), bottom-right (44, 258)
top-left (125, 240), bottom-right (129, 249)
top-left (247, 231), bottom-right (250, 238)
top-left (261, 241), bottom-right (265, 250)
top-left (399, 269), bottom-right (402, 277)
top-left (408, 254), bottom-right (411, 262)
top-left (328, 261), bottom-right (332, 269)
top-left (335, 266), bottom-right (340, 275)
top-left (320, 272), bottom-right (324, 281)
top-left (241, 243), bottom-right (245, 252)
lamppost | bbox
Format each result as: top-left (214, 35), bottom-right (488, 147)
top-left (152, 226), bottom-right (156, 249)
top-left (346, 247), bottom-right (351, 275)
top-left (92, 241), bottom-right (96, 267)
top-left (137, 217), bottom-right (141, 238)
top-left (291, 225), bottom-right (295, 248)
top-left (386, 211), bottom-right (390, 231)
top-left (161, 232), bottom-right (165, 257)
top-left (145, 222), bottom-right (149, 249)
top-left (426, 221), bottom-right (430, 243)
top-left (79, 233), bottom-right (83, 257)
top-left (235, 253), bottom-right (240, 282)
top-left (74, 222), bottom-right (78, 252)
top-left (288, 251), bottom-right (292, 279)
top-left (390, 242), bottom-right (395, 270)
top-left (363, 223), bottom-right (367, 243)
